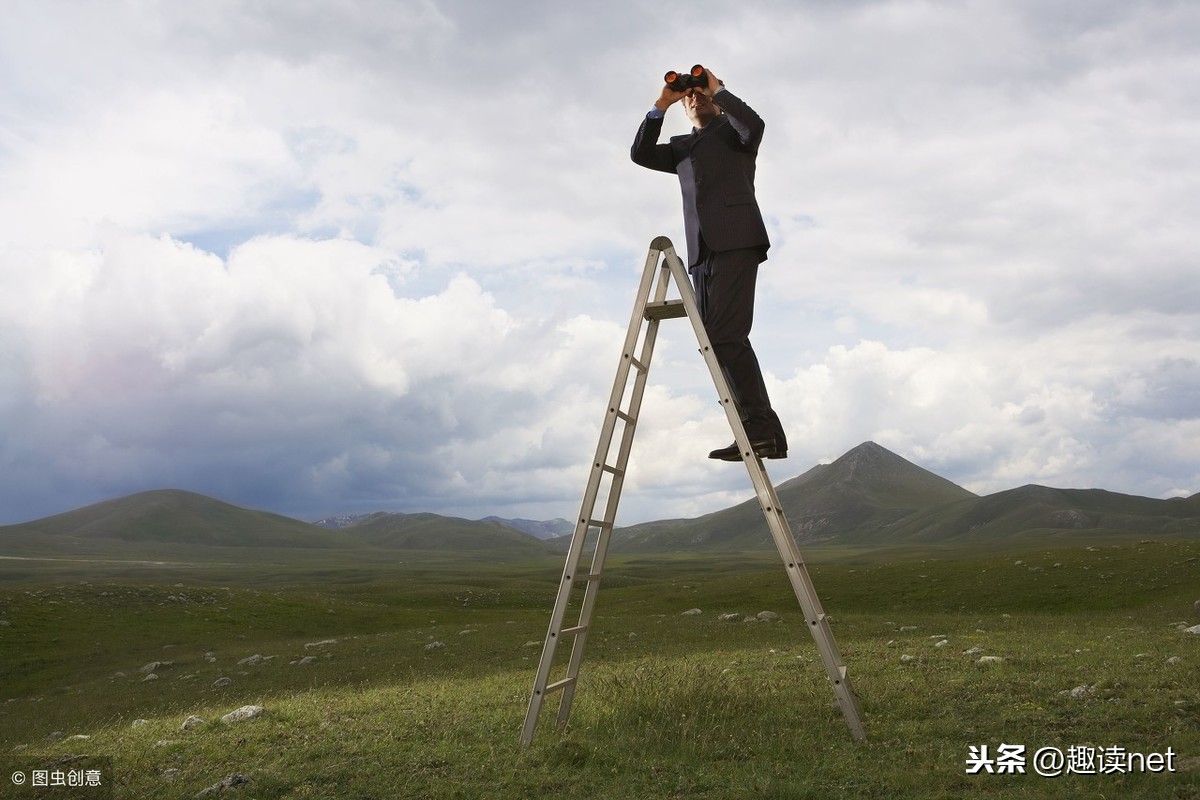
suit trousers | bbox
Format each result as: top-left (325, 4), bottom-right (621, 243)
top-left (691, 245), bottom-right (786, 445)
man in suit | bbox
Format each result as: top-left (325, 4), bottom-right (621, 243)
top-left (631, 66), bottom-right (787, 461)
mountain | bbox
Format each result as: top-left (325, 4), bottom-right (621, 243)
top-left (312, 513), bottom-right (374, 529)
top-left (598, 442), bottom-right (1200, 552)
top-left (0, 489), bottom-right (355, 554)
top-left (316, 513), bottom-right (571, 541)
top-left (479, 516), bottom-right (574, 539)
top-left (887, 484), bottom-right (1200, 543)
top-left (608, 441), bottom-right (977, 552)
top-left (0, 490), bottom-right (554, 559)
top-left (5, 445), bottom-right (1198, 561)
top-left (335, 512), bottom-right (557, 557)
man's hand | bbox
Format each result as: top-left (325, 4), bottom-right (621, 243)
top-left (654, 83), bottom-right (689, 112)
top-left (700, 67), bottom-right (723, 97)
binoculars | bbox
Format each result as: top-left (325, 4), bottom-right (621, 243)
top-left (663, 64), bottom-right (708, 92)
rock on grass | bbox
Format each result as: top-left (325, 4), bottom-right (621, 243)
top-left (221, 706), bottom-right (264, 724)
top-left (196, 773), bottom-right (250, 797)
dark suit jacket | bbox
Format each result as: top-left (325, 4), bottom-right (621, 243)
top-left (631, 88), bottom-right (770, 268)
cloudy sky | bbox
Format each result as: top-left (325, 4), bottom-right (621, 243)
top-left (1, 0), bottom-right (1197, 527)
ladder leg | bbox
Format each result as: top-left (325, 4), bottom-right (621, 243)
top-left (555, 323), bottom-right (656, 725)
top-left (521, 241), bottom-right (671, 748)
top-left (659, 243), bottom-right (868, 741)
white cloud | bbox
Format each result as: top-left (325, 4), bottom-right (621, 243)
top-left (0, 225), bottom-right (642, 520)
top-left (1, 0), bottom-right (1198, 525)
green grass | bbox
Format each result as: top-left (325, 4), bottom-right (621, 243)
top-left (1, 540), bottom-right (1198, 798)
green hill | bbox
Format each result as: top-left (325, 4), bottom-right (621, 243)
top-left (600, 442), bottom-right (1200, 552)
top-left (0, 490), bottom-right (554, 560)
top-left (0, 489), bottom-right (352, 555)
top-left (5, 444), bottom-right (1199, 562)
top-left (609, 441), bottom-right (977, 551)
top-left (889, 484), bottom-right (1200, 543)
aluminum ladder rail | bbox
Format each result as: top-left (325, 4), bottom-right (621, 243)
top-left (520, 236), bottom-right (866, 748)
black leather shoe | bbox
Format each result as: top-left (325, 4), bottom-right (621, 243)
top-left (708, 439), bottom-right (788, 461)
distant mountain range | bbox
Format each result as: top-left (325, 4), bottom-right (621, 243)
top-left (2, 442), bottom-right (1197, 560)
top-left (478, 517), bottom-right (574, 540)
top-left (596, 441), bottom-right (1200, 552)
top-left (0, 490), bottom-right (557, 561)
top-left (316, 513), bottom-right (573, 541)
top-left (306, 510), bottom-right (554, 556)
top-left (604, 441), bottom-right (975, 552)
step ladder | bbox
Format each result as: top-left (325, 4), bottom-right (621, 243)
top-left (520, 236), bottom-right (866, 748)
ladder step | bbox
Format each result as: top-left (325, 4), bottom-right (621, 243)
top-left (560, 624), bottom-right (588, 636)
top-left (600, 464), bottom-right (624, 477)
top-left (629, 355), bottom-right (648, 372)
top-left (585, 518), bottom-right (612, 529)
top-left (644, 300), bottom-right (687, 320)
top-left (614, 409), bottom-right (635, 424)
top-left (543, 676), bottom-right (576, 695)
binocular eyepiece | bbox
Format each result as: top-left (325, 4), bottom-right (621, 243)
top-left (663, 64), bottom-right (708, 92)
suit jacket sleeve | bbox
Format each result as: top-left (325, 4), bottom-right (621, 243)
top-left (631, 113), bottom-right (677, 174)
top-left (711, 88), bottom-right (765, 152)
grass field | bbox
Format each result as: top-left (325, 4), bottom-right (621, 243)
top-left (1, 538), bottom-right (1198, 798)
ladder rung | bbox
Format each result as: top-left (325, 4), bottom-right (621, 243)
top-left (560, 624), bottom-right (588, 636)
top-left (543, 676), bottom-right (576, 695)
top-left (585, 518), bottom-right (612, 529)
top-left (600, 464), bottom-right (624, 477)
top-left (644, 300), bottom-right (687, 320)
top-left (613, 409), bottom-right (635, 424)
top-left (629, 355), bottom-right (648, 372)
top-left (574, 572), bottom-right (602, 582)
